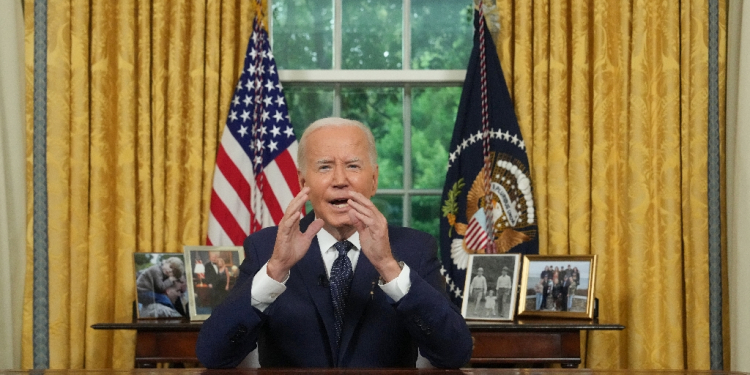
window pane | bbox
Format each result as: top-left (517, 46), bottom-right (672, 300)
top-left (272, 0), bottom-right (333, 69)
top-left (411, 0), bottom-right (473, 69)
top-left (411, 195), bottom-right (441, 242)
top-left (342, 0), bottom-right (402, 69)
top-left (284, 86), bottom-right (334, 138)
top-left (372, 195), bottom-right (403, 226)
top-left (341, 87), bottom-right (403, 189)
top-left (411, 87), bottom-right (461, 189)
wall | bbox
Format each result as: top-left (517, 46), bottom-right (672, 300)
top-left (727, 0), bottom-right (750, 372)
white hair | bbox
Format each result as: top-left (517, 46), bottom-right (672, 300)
top-left (297, 117), bottom-right (378, 172)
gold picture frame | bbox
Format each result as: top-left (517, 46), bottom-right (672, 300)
top-left (460, 253), bottom-right (521, 321)
top-left (517, 255), bottom-right (597, 319)
top-left (184, 245), bottom-right (244, 321)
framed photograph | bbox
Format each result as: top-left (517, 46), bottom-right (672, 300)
top-left (133, 252), bottom-right (189, 319)
top-left (184, 245), bottom-right (244, 321)
top-left (461, 254), bottom-right (521, 321)
top-left (517, 255), bottom-right (597, 319)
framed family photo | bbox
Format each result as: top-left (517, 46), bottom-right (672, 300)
top-left (461, 254), bottom-right (521, 321)
top-left (184, 246), bottom-right (244, 321)
top-left (133, 252), bottom-right (189, 319)
top-left (517, 255), bottom-right (597, 319)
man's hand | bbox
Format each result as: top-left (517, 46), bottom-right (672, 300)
top-left (346, 191), bottom-right (402, 283)
top-left (267, 187), bottom-right (325, 282)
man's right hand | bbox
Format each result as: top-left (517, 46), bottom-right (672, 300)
top-left (266, 187), bottom-right (324, 282)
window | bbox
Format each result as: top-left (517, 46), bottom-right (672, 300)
top-left (272, 0), bottom-right (473, 240)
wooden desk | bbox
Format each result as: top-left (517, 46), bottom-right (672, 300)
top-left (466, 319), bottom-right (623, 368)
top-left (92, 319), bottom-right (623, 368)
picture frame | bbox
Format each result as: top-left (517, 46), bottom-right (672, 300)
top-left (461, 253), bottom-right (521, 321)
top-left (184, 245), bottom-right (245, 321)
top-left (517, 255), bottom-right (597, 319)
top-left (133, 252), bottom-right (189, 319)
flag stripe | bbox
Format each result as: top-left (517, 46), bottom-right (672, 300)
top-left (215, 145), bottom-right (252, 212)
top-left (209, 189), bottom-right (249, 246)
top-left (274, 145), bottom-right (301, 196)
top-left (257, 169), bottom-right (284, 224)
top-left (212, 166), bottom-right (252, 232)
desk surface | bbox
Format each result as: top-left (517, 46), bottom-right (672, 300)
top-left (92, 318), bottom-right (625, 331)
top-left (1, 369), bottom-right (747, 375)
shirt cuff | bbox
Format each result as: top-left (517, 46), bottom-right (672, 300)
top-left (379, 263), bottom-right (411, 303)
top-left (250, 263), bottom-right (288, 312)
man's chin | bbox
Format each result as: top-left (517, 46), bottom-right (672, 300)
top-left (321, 217), bottom-right (356, 236)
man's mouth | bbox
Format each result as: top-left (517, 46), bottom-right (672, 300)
top-left (330, 199), bottom-right (349, 208)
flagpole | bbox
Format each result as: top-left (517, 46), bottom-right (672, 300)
top-left (478, 2), bottom-right (497, 254)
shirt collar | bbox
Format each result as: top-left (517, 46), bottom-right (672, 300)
top-left (316, 227), bottom-right (361, 253)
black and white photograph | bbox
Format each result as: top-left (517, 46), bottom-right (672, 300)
top-left (184, 246), bottom-right (244, 321)
top-left (517, 255), bottom-right (597, 319)
top-left (133, 252), bottom-right (189, 319)
top-left (460, 254), bottom-right (521, 321)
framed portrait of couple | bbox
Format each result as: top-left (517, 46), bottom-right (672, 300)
top-left (183, 245), bottom-right (245, 321)
top-left (460, 254), bottom-right (522, 321)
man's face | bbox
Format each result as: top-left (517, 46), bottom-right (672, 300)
top-left (298, 125), bottom-right (378, 233)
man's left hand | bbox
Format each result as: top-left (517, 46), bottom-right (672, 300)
top-left (346, 191), bottom-right (402, 282)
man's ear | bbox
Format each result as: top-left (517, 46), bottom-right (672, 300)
top-left (298, 169), bottom-right (306, 189)
top-left (370, 165), bottom-right (379, 196)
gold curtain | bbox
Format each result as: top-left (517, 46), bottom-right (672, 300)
top-left (490, 0), bottom-right (727, 369)
top-left (22, 0), bottom-right (263, 368)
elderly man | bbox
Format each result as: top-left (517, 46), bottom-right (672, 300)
top-left (196, 117), bottom-right (473, 369)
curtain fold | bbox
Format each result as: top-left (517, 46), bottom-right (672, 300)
top-left (490, 0), bottom-right (725, 369)
top-left (22, 0), bottom-right (261, 368)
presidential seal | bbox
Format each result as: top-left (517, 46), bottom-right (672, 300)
top-left (442, 151), bottom-right (537, 270)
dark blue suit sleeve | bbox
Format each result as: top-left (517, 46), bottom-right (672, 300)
top-left (391, 231), bottom-right (474, 368)
top-left (195, 235), bottom-right (268, 368)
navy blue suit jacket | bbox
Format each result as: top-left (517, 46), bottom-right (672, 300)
top-left (196, 212), bottom-right (473, 368)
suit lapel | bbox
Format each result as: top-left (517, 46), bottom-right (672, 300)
top-left (337, 252), bottom-right (379, 363)
top-left (295, 236), bottom-right (339, 364)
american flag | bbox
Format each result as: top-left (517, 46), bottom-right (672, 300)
top-left (207, 17), bottom-right (301, 246)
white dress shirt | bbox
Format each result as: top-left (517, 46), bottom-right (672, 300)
top-left (250, 228), bottom-right (411, 312)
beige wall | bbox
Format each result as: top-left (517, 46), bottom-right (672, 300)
top-left (728, 0), bottom-right (750, 372)
top-left (0, 0), bottom-right (26, 370)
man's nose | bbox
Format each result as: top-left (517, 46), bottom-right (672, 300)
top-left (332, 165), bottom-right (348, 187)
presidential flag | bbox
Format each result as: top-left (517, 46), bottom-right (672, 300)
top-left (440, 7), bottom-right (538, 306)
top-left (207, 17), bottom-right (301, 246)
